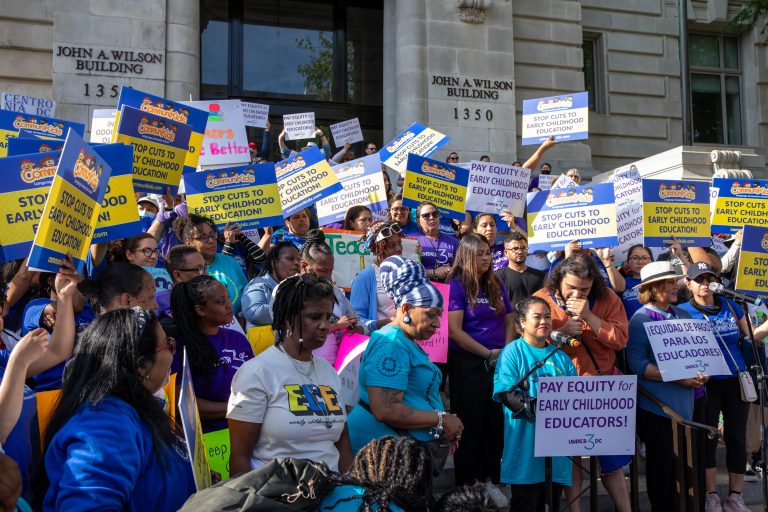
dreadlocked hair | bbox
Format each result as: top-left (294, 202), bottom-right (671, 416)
top-left (301, 229), bottom-right (333, 263)
top-left (173, 213), bottom-right (216, 242)
top-left (107, 233), bottom-right (156, 263)
top-left (436, 483), bottom-right (492, 512)
top-left (170, 275), bottom-right (222, 379)
top-left (271, 273), bottom-right (336, 346)
top-left (367, 221), bottom-right (400, 265)
top-left (330, 436), bottom-right (433, 512)
top-left (260, 241), bottom-right (299, 278)
top-left (449, 233), bottom-right (504, 314)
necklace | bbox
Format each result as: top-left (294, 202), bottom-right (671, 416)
top-left (278, 344), bottom-right (333, 429)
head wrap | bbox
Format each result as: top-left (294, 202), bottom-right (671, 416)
top-left (379, 256), bottom-right (444, 309)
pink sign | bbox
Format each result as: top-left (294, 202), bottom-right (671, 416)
top-left (416, 281), bottom-right (450, 363)
top-left (334, 332), bottom-right (369, 372)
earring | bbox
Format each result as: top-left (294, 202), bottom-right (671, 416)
top-left (403, 315), bottom-right (412, 325)
top-left (298, 338), bottom-right (304, 353)
top-left (287, 327), bottom-right (293, 338)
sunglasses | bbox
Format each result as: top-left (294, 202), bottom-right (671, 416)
top-left (177, 265), bottom-right (205, 274)
top-left (693, 275), bottom-right (719, 284)
top-left (420, 211), bottom-right (440, 220)
top-left (156, 336), bottom-right (176, 355)
top-left (375, 223), bottom-right (403, 243)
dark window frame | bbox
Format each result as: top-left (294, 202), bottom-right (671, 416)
top-left (582, 32), bottom-right (607, 115)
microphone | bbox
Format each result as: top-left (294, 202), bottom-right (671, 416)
top-left (550, 331), bottom-right (581, 348)
top-left (708, 282), bottom-right (763, 306)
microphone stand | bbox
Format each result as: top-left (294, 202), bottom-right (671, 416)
top-left (736, 297), bottom-right (768, 512)
top-left (508, 341), bottom-right (567, 512)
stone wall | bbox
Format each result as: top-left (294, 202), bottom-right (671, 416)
top-left (0, 0), bottom-right (54, 100)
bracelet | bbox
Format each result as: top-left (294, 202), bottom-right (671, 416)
top-left (431, 410), bottom-right (446, 439)
top-left (484, 349), bottom-right (493, 360)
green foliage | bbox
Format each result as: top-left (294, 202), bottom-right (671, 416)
top-left (727, 0), bottom-right (768, 39)
top-left (295, 32), bottom-right (356, 101)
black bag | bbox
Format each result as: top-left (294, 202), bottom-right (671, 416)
top-left (179, 458), bottom-right (336, 512)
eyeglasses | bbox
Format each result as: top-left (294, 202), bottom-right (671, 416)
top-left (366, 146), bottom-right (377, 152)
top-left (389, 207), bottom-right (408, 213)
top-left (132, 247), bottom-right (160, 257)
top-left (476, 250), bottom-right (492, 258)
top-left (629, 256), bottom-right (652, 262)
top-left (177, 265), bottom-right (205, 274)
top-left (447, 156), bottom-right (459, 161)
top-left (693, 275), bottom-right (719, 284)
top-left (420, 211), bottom-right (440, 220)
top-left (505, 246), bottom-right (528, 253)
top-left (191, 233), bottom-right (216, 243)
top-left (156, 336), bottom-right (176, 355)
top-left (374, 223), bottom-right (403, 243)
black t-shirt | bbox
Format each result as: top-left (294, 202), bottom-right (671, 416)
top-left (495, 266), bottom-right (546, 308)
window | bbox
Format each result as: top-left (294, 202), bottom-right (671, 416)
top-left (582, 35), bottom-right (606, 114)
top-left (689, 34), bottom-right (742, 145)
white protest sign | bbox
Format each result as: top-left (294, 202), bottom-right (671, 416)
top-left (323, 230), bottom-right (419, 290)
top-left (329, 118), bottom-right (364, 147)
top-left (538, 174), bottom-right (557, 191)
top-left (335, 336), bottom-right (369, 408)
top-left (241, 102), bottom-right (269, 129)
top-left (283, 112), bottom-right (316, 141)
top-left (609, 165), bottom-right (642, 208)
top-left (711, 236), bottom-right (729, 257)
top-left (183, 99), bottom-right (250, 167)
top-left (710, 187), bottom-right (719, 222)
top-left (644, 319), bottom-right (731, 381)
top-left (535, 376), bottom-right (637, 457)
top-left (522, 91), bottom-right (589, 145)
top-left (465, 161), bottom-right (530, 218)
top-left (89, 109), bottom-right (117, 143)
top-left (614, 203), bottom-right (645, 264)
top-left (316, 154), bottom-right (387, 225)
top-left (2, 92), bottom-right (55, 116)
top-left (551, 174), bottom-right (577, 190)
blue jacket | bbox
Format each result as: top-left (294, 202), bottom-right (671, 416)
top-left (350, 266), bottom-right (379, 335)
top-left (44, 396), bottom-right (195, 512)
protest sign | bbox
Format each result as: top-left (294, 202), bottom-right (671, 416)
top-left (276, 146), bottom-right (343, 217)
top-left (179, 349), bottom-right (212, 490)
top-left (614, 203), bottom-right (645, 264)
top-left (91, 143), bottom-right (142, 243)
top-left (184, 99), bottom-right (250, 167)
top-left (534, 376), bottom-right (637, 457)
top-left (402, 154), bottom-right (469, 221)
top-left (323, 229), bottom-right (420, 291)
top-left (115, 105), bottom-right (192, 195)
top-left (283, 112), bottom-right (316, 141)
top-left (551, 174), bottom-right (578, 190)
top-left (378, 122), bottom-right (450, 175)
top-left (711, 236), bottom-right (729, 257)
top-left (526, 183), bottom-right (618, 253)
top-left (642, 179), bottom-right (709, 247)
top-left (711, 178), bottom-right (768, 234)
top-left (241, 101), bottom-right (269, 129)
top-left (537, 174), bottom-right (557, 191)
top-left (184, 163), bottom-right (283, 231)
top-left (116, 88), bottom-right (208, 175)
top-left (203, 428), bottom-right (231, 481)
top-left (2, 92), bottom-right (55, 116)
top-left (735, 225), bottom-right (768, 301)
top-left (90, 109), bottom-right (117, 143)
top-left (329, 118), bottom-right (364, 146)
top-left (0, 109), bottom-right (84, 157)
top-left (607, 165), bottom-right (643, 208)
top-left (28, 131), bottom-right (112, 273)
top-left (522, 92), bottom-right (589, 146)
top-left (316, 154), bottom-right (387, 226)
top-left (0, 151), bottom-right (61, 262)
top-left (465, 161), bottom-right (530, 218)
top-left (415, 281), bottom-right (450, 363)
top-left (335, 333), bottom-right (370, 408)
top-left (644, 319), bottom-right (731, 381)
top-left (710, 187), bottom-right (719, 222)
top-left (7, 138), bottom-right (65, 155)
top-left (144, 265), bottom-right (173, 292)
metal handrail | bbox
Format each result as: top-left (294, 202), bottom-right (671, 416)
top-left (637, 385), bottom-right (721, 440)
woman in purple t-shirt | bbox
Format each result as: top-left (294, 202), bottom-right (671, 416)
top-left (448, 233), bottom-right (515, 498)
top-left (171, 275), bottom-right (254, 433)
top-left (414, 202), bottom-right (459, 283)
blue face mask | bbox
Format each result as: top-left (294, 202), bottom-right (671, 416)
top-left (139, 210), bottom-right (156, 220)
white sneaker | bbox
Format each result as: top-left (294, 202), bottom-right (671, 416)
top-left (705, 492), bottom-right (722, 512)
top-left (724, 493), bottom-right (749, 512)
top-left (745, 463), bottom-right (760, 482)
top-left (483, 481), bottom-right (509, 510)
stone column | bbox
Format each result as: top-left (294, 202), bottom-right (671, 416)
top-left (165, 0), bottom-right (199, 101)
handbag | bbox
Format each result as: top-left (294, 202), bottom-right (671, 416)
top-left (704, 310), bottom-right (757, 403)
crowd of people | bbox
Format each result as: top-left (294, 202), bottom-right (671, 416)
top-left (0, 127), bottom-right (765, 512)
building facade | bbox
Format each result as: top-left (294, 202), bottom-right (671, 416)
top-left (1, 0), bottom-right (765, 176)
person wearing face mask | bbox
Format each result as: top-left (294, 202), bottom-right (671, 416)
top-left (227, 273), bottom-right (352, 474)
top-left (533, 253), bottom-right (631, 512)
top-left (241, 242), bottom-right (301, 328)
top-left (136, 195), bottom-right (161, 232)
top-left (299, 230), bottom-right (360, 366)
top-left (271, 208), bottom-right (312, 251)
top-left (38, 308), bottom-right (195, 511)
top-left (347, 256), bottom-right (464, 473)
top-left (170, 275), bottom-right (254, 433)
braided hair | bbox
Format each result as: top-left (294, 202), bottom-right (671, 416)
top-left (330, 436), bottom-right (433, 512)
top-left (300, 229), bottom-right (333, 263)
top-left (272, 273), bottom-right (336, 348)
top-left (170, 275), bottom-right (222, 379)
top-left (365, 221), bottom-right (401, 265)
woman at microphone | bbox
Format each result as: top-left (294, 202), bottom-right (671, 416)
top-left (493, 296), bottom-right (576, 510)
top-left (678, 262), bottom-right (751, 511)
top-left (626, 261), bottom-right (707, 511)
